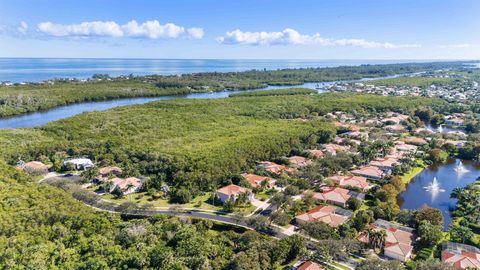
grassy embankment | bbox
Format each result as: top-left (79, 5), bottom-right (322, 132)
top-left (400, 159), bottom-right (426, 184)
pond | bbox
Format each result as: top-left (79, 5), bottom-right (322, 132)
top-left (399, 159), bottom-right (480, 229)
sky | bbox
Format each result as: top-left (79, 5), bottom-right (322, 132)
top-left (0, 0), bottom-right (479, 59)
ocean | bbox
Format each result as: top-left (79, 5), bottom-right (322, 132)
top-left (0, 58), bottom-right (429, 83)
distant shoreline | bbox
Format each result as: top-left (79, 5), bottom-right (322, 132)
top-left (1, 58), bottom-right (475, 83)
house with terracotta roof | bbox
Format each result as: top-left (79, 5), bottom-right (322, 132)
top-left (351, 165), bottom-right (385, 181)
top-left (216, 184), bottom-right (253, 203)
top-left (109, 177), bottom-right (143, 195)
top-left (241, 173), bottom-right (276, 188)
top-left (445, 117), bottom-right (465, 127)
top-left (287, 156), bottom-right (312, 168)
top-left (322, 143), bottom-right (351, 156)
top-left (442, 242), bottom-right (480, 269)
top-left (401, 136), bottom-right (428, 146)
top-left (358, 219), bottom-right (415, 262)
top-left (312, 186), bottom-right (364, 208)
top-left (295, 205), bottom-right (352, 227)
top-left (382, 113), bottom-right (409, 125)
top-left (96, 166), bottom-right (123, 182)
top-left (369, 157), bottom-right (399, 173)
top-left (384, 124), bottom-right (407, 133)
top-left (258, 161), bottom-right (291, 175)
top-left (327, 175), bottom-right (370, 191)
top-left (393, 141), bottom-right (418, 155)
top-left (307, 149), bottom-right (325, 158)
top-left (17, 161), bottom-right (50, 175)
top-left (297, 261), bottom-right (325, 270)
top-left (340, 131), bottom-right (369, 140)
top-left (333, 121), bottom-right (361, 132)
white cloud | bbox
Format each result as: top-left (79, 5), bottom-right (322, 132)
top-left (17, 21), bottom-right (28, 34)
top-left (187, 27), bottom-right (204, 39)
top-left (217, 28), bottom-right (420, 49)
top-left (440, 44), bottom-right (472, 49)
top-left (37, 20), bottom-right (203, 39)
top-left (38, 21), bottom-right (123, 37)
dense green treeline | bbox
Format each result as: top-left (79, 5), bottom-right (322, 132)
top-left (0, 80), bottom-right (189, 117)
top-left (0, 93), bottom-right (447, 195)
top-left (0, 61), bottom-right (464, 117)
top-left (147, 61), bottom-right (467, 90)
top-left (0, 160), bottom-right (310, 269)
top-left (229, 88), bottom-right (316, 97)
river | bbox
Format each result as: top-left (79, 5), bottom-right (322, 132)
top-left (0, 75), bottom-right (400, 129)
top-left (399, 159), bottom-right (480, 228)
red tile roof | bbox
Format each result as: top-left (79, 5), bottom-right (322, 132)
top-left (296, 205), bottom-right (349, 227)
top-left (328, 175), bottom-right (370, 190)
top-left (241, 173), bottom-right (274, 188)
top-left (297, 261), bottom-right (325, 270)
top-left (217, 184), bottom-right (251, 196)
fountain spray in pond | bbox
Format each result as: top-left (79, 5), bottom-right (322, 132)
top-left (424, 177), bottom-right (446, 193)
top-left (454, 160), bottom-right (470, 175)
top-left (424, 177), bottom-right (445, 202)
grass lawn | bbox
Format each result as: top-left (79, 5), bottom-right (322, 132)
top-left (359, 199), bottom-right (374, 211)
top-left (330, 261), bottom-right (352, 270)
top-left (102, 192), bottom-right (256, 214)
top-left (400, 160), bottom-right (426, 184)
top-left (103, 192), bottom-right (223, 211)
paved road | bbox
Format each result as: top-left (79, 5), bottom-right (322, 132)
top-left (40, 174), bottom-right (352, 268)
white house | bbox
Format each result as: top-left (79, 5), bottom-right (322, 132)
top-left (63, 158), bottom-right (94, 170)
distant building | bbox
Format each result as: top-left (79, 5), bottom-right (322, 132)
top-left (295, 205), bottom-right (352, 227)
top-left (17, 161), bottom-right (50, 175)
top-left (297, 261), bottom-right (325, 270)
top-left (109, 177), bottom-right (142, 195)
top-left (358, 219), bottom-right (415, 262)
top-left (287, 156), bottom-right (312, 168)
top-left (327, 175), bottom-right (370, 191)
top-left (369, 157), bottom-right (399, 173)
top-left (216, 184), bottom-right (253, 203)
top-left (442, 242), bottom-right (480, 269)
top-left (241, 173), bottom-right (276, 188)
top-left (258, 161), bottom-right (291, 175)
top-left (322, 143), bottom-right (351, 155)
top-left (63, 157), bottom-right (94, 170)
top-left (311, 186), bottom-right (364, 208)
top-left (307, 149), bottom-right (325, 158)
top-left (351, 165), bottom-right (385, 181)
top-left (384, 124), bottom-right (407, 134)
top-left (401, 136), bottom-right (428, 146)
top-left (96, 166), bottom-right (122, 182)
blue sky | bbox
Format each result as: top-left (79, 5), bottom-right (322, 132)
top-left (0, 0), bottom-right (479, 59)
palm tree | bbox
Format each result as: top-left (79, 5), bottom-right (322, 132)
top-left (450, 187), bottom-right (462, 199)
top-left (126, 183), bottom-right (135, 202)
top-left (369, 230), bottom-right (387, 251)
